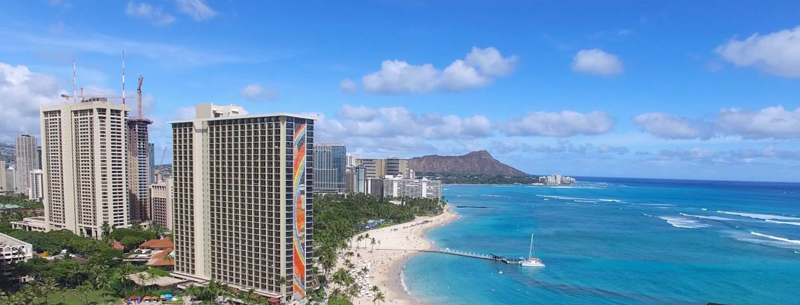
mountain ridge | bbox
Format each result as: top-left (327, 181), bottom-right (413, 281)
top-left (408, 150), bottom-right (528, 177)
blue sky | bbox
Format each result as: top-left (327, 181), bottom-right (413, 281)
top-left (2, 1), bottom-right (800, 181)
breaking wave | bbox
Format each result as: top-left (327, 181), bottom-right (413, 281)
top-left (717, 211), bottom-right (800, 222)
top-left (658, 216), bottom-right (709, 229)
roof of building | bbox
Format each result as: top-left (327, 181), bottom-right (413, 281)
top-left (111, 240), bottom-right (125, 250)
top-left (0, 233), bottom-right (32, 247)
top-left (140, 238), bottom-right (173, 250)
top-left (169, 112), bottom-right (318, 124)
top-left (148, 248), bottom-right (174, 267)
top-left (126, 272), bottom-right (186, 287)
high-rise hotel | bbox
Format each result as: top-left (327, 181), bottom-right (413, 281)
top-left (171, 103), bottom-right (314, 301)
top-left (40, 98), bottom-right (130, 237)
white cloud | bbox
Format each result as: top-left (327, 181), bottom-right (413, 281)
top-left (339, 78), bottom-right (357, 94)
top-left (320, 105), bottom-right (493, 143)
top-left (174, 106), bottom-right (196, 121)
top-left (501, 110), bottom-right (615, 137)
top-left (338, 104), bottom-right (379, 121)
top-left (0, 63), bottom-right (65, 142)
top-left (633, 112), bottom-right (713, 140)
top-left (239, 84), bottom-right (279, 101)
top-left (658, 148), bottom-right (718, 161)
top-left (491, 139), bottom-right (628, 156)
top-left (360, 47), bottom-right (517, 94)
top-left (717, 106), bottom-right (800, 139)
top-left (571, 49), bottom-right (624, 76)
top-left (464, 46), bottom-right (517, 77)
top-left (715, 25), bottom-right (800, 77)
top-left (126, 1), bottom-right (176, 26)
top-left (175, 0), bottom-right (217, 21)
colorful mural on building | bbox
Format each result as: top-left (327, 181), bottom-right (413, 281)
top-left (292, 122), bottom-right (307, 297)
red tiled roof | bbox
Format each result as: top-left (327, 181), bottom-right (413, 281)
top-left (148, 248), bottom-right (174, 267)
top-left (140, 238), bottom-right (173, 250)
top-left (111, 240), bottom-right (124, 250)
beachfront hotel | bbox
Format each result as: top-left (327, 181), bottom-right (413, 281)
top-left (170, 103), bottom-right (314, 301)
top-left (40, 98), bottom-right (131, 237)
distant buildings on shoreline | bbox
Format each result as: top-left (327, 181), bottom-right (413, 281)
top-left (536, 174), bottom-right (576, 185)
top-left (344, 155), bottom-right (442, 200)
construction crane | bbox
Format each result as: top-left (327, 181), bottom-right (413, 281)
top-left (137, 75), bottom-right (144, 118)
top-left (154, 146), bottom-right (168, 181)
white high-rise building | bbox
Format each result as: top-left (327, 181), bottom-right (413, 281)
top-left (0, 161), bottom-right (7, 193)
top-left (171, 103), bottom-right (314, 301)
top-left (149, 178), bottom-right (173, 231)
top-left (28, 169), bottom-right (44, 201)
top-left (15, 135), bottom-right (39, 194)
top-left (40, 98), bottom-right (130, 238)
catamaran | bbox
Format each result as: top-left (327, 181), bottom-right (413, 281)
top-left (521, 233), bottom-right (545, 267)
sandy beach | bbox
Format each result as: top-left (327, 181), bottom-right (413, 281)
top-left (336, 205), bottom-right (459, 305)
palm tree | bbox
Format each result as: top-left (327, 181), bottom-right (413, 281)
top-left (77, 282), bottom-right (93, 305)
top-left (40, 278), bottom-right (59, 305)
top-left (100, 221), bottom-right (111, 243)
top-left (373, 291), bottom-right (385, 305)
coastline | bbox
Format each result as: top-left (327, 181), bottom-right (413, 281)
top-left (341, 205), bottom-right (460, 305)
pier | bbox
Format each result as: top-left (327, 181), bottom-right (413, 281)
top-left (376, 248), bottom-right (523, 264)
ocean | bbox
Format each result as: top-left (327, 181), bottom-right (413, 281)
top-left (403, 178), bottom-right (800, 305)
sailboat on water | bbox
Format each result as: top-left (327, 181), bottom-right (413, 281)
top-left (520, 233), bottom-right (545, 267)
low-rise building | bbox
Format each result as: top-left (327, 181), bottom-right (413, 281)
top-left (1, 233), bottom-right (34, 285)
top-left (382, 176), bottom-right (442, 200)
top-left (11, 216), bottom-right (49, 232)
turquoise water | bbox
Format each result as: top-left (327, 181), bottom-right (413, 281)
top-left (403, 178), bottom-right (800, 305)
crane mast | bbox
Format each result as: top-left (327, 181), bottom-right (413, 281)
top-left (137, 75), bottom-right (144, 118)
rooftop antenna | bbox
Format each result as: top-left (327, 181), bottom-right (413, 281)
top-left (72, 54), bottom-right (77, 103)
top-left (122, 51), bottom-right (126, 105)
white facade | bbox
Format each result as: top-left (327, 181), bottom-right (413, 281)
top-left (28, 169), bottom-right (44, 201)
top-left (1, 233), bottom-right (33, 284)
top-left (40, 99), bottom-right (131, 238)
top-left (149, 178), bottom-right (173, 231)
top-left (15, 135), bottom-right (39, 194)
top-left (382, 176), bottom-right (442, 200)
top-left (0, 161), bottom-right (6, 193)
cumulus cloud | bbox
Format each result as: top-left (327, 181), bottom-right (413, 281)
top-left (175, 0), bottom-right (217, 21)
top-left (339, 78), bottom-right (357, 94)
top-left (658, 148), bottom-right (718, 161)
top-left (0, 63), bottom-right (64, 142)
top-left (634, 106), bottom-right (800, 140)
top-left (239, 84), bottom-right (279, 101)
top-left (633, 112), bottom-right (713, 140)
top-left (338, 104), bottom-right (379, 121)
top-left (501, 110), bottom-right (615, 137)
top-left (491, 139), bottom-right (628, 156)
top-left (571, 49), bottom-right (624, 76)
top-left (717, 106), bottom-right (800, 139)
top-left (715, 25), bottom-right (800, 77)
top-left (359, 47), bottom-right (517, 94)
top-left (125, 1), bottom-right (176, 26)
top-left (319, 105), bottom-right (493, 143)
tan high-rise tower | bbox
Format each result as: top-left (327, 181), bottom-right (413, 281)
top-left (171, 103), bottom-right (314, 301)
top-left (40, 98), bottom-right (130, 238)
